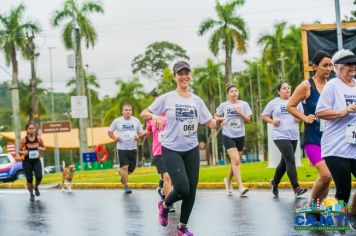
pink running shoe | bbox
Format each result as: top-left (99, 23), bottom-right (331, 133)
top-left (176, 226), bottom-right (193, 236)
top-left (157, 200), bottom-right (169, 226)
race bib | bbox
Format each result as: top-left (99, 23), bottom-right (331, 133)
top-left (120, 131), bottom-right (134, 141)
top-left (179, 119), bottom-right (198, 136)
top-left (345, 124), bottom-right (356, 144)
top-left (319, 119), bottom-right (327, 132)
top-left (29, 148), bottom-right (39, 159)
top-left (228, 119), bottom-right (241, 129)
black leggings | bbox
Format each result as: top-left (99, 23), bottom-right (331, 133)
top-left (162, 146), bottom-right (200, 224)
top-left (324, 156), bottom-right (356, 203)
top-left (23, 159), bottom-right (42, 184)
top-left (273, 140), bottom-right (299, 189)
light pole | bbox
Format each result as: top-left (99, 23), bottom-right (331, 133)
top-left (334, 0), bottom-right (343, 50)
top-left (277, 56), bottom-right (288, 83)
top-left (48, 46), bottom-right (60, 172)
top-left (85, 64), bottom-right (94, 150)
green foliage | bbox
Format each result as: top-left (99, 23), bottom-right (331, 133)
top-left (131, 41), bottom-right (189, 80)
top-left (156, 67), bottom-right (176, 94)
top-left (51, 0), bottom-right (104, 49)
top-left (66, 72), bottom-right (100, 105)
top-left (343, 0), bottom-right (356, 22)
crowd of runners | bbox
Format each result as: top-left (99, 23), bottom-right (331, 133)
top-left (18, 49), bottom-right (356, 236)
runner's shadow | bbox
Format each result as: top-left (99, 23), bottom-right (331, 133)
top-left (26, 200), bottom-right (49, 234)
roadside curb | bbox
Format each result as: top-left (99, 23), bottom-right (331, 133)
top-left (1, 181), bottom-right (355, 189)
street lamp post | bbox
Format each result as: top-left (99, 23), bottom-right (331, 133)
top-left (85, 64), bottom-right (94, 150)
top-left (48, 46), bottom-right (60, 173)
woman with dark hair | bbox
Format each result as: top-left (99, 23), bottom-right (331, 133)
top-left (18, 123), bottom-right (45, 201)
top-left (286, 51), bottom-right (333, 204)
top-left (215, 84), bottom-right (252, 195)
top-left (262, 83), bottom-right (307, 197)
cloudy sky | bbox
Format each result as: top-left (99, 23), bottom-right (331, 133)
top-left (0, 0), bottom-right (354, 97)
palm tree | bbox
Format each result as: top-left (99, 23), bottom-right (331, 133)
top-left (0, 4), bottom-right (40, 153)
top-left (103, 78), bottom-right (145, 125)
top-left (198, 0), bottom-right (248, 84)
top-left (51, 0), bottom-right (104, 154)
top-left (66, 72), bottom-right (100, 105)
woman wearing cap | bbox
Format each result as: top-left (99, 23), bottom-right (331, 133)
top-left (315, 49), bottom-right (356, 229)
top-left (141, 61), bottom-right (222, 236)
top-left (262, 82), bottom-right (307, 198)
top-left (286, 51), bottom-right (333, 204)
top-left (215, 84), bottom-right (252, 196)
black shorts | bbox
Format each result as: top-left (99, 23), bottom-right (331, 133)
top-left (222, 135), bottom-right (245, 151)
top-left (23, 159), bottom-right (42, 184)
top-left (152, 155), bottom-right (167, 174)
top-left (117, 149), bottom-right (137, 173)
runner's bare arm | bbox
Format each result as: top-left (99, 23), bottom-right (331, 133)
top-left (206, 118), bottom-right (223, 129)
top-left (262, 115), bottom-right (280, 126)
top-left (287, 82), bottom-right (314, 123)
top-left (141, 109), bottom-right (162, 129)
top-left (38, 137), bottom-right (45, 151)
top-left (108, 131), bottom-right (120, 142)
top-left (18, 139), bottom-right (28, 156)
top-left (316, 104), bottom-right (355, 120)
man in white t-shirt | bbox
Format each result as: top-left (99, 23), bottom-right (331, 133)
top-left (108, 103), bottom-right (145, 194)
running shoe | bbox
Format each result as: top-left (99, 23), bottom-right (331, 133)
top-left (124, 186), bottom-right (132, 194)
top-left (270, 180), bottom-right (278, 197)
top-left (34, 186), bottom-right (40, 196)
top-left (169, 204), bottom-right (176, 213)
top-left (157, 187), bottom-right (165, 200)
top-left (157, 200), bottom-right (169, 226)
top-left (223, 177), bottom-right (233, 194)
top-left (176, 226), bottom-right (193, 236)
top-left (239, 185), bottom-right (249, 196)
top-left (30, 194), bottom-right (35, 201)
top-left (294, 187), bottom-right (307, 197)
top-left (348, 213), bottom-right (356, 231)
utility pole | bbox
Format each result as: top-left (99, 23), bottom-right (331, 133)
top-left (334, 0), bottom-right (343, 50)
top-left (85, 64), bottom-right (94, 150)
top-left (48, 46), bottom-right (60, 172)
top-left (73, 27), bottom-right (89, 168)
top-left (256, 64), bottom-right (265, 161)
top-left (27, 32), bottom-right (40, 129)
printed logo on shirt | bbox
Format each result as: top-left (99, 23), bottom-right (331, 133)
top-left (122, 124), bottom-right (134, 131)
top-left (226, 107), bottom-right (239, 119)
top-left (344, 94), bottom-right (356, 115)
top-left (175, 104), bottom-right (198, 121)
top-left (280, 105), bottom-right (289, 115)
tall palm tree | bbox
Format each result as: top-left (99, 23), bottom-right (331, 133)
top-left (0, 4), bottom-right (40, 153)
top-left (198, 0), bottom-right (248, 84)
top-left (51, 0), bottom-right (104, 154)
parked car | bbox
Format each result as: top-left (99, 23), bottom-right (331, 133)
top-left (0, 153), bottom-right (24, 182)
top-left (44, 166), bottom-right (56, 174)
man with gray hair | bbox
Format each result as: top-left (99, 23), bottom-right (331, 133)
top-left (316, 48), bottom-right (356, 230)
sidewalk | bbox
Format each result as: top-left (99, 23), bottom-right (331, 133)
top-left (1, 181), bottom-right (356, 189)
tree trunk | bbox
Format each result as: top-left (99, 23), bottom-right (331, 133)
top-left (11, 49), bottom-right (21, 156)
top-left (225, 47), bottom-right (232, 85)
top-left (75, 28), bottom-right (89, 163)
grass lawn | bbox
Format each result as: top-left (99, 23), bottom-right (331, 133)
top-left (18, 158), bottom-right (355, 185)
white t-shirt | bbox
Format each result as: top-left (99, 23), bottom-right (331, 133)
top-left (108, 116), bottom-right (144, 150)
top-left (148, 90), bottom-right (213, 152)
top-left (316, 77), bottom-right (356, 159)
top-left (262, 97), bottom-right (303, 140)
top-left (216, 100), bottom-right (252, 138)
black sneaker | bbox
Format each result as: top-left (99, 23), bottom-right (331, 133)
top-left (169, 204), bottom-right (176, 213)
top-left (34, 187), bottom-right (40, 197)
top-left (294, 187), bottom-right (307, 197)
top-left (270, 180), bottom-right (278, 197)
top-left (124, 186), bottom-right (132, 194)
top-left (157, 187), bottom-right (165, 200)
top-left (348, 213), bottom-right (356, 231)
top-left (30, 194), bottom-right (35, 201)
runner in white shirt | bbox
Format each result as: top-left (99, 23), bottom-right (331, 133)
top-left (108, 103), bottom-right (145, 194)
top-left (215, 84), bottom-right (252, 196)
top-left (262, 82), bottom-right (307, 198)
top-left (141, 61), bottom-right (222, 236)
top-left (315, 49), bottom-right (356, 230)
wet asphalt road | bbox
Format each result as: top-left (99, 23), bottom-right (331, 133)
top-left (0, 189), bottom-right (354, 236)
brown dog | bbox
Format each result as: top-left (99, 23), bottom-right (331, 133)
top-left (62, 164), bottom-right (75, 192)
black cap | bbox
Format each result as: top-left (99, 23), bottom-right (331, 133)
top-left (173, 61), bottom-right (191, 74)
top-left (332, 49), bottom-right (356, 64)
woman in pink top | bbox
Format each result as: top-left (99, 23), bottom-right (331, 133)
top-left (146, 115), bottom-right (175, 211)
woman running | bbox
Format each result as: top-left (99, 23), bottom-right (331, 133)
top-left (262, 83), bottom-right (307, 197)
top-left (286, 51), bottom-right (332, 203)
top-left (316, 49), bottom-right (356, 230)
top-left (141, 61), bottom-right (222, 236)
top-left (18, 123), bottom-right (45, 201)
top-left (215, 84), bottom-right (252, 195)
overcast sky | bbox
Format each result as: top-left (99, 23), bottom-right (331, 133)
top-left (0, 0), bottom-right (354, 97)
